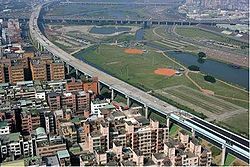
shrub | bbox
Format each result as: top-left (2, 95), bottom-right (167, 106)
top-left (198, 52), bottom-right (206, 59)
top-left (188, 65), bottom-right (200, 71)
top-left (204, 75), bottom-right (216, 83)
top-left (211, 146), bottom-right (221, 157)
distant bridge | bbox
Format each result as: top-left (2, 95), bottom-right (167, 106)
top-left (0, 14), bottom-right (247, 26)
top-left (60, 1), bottom-right (182, 6)
top-left (42, 16), bottom-right (248, 26)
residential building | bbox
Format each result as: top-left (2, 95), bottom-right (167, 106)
top-left (0, 121), bottom-right (9, 135)
top-left (30, 58), bottom-right (47, 81)
top-left (0, 64), bottom-right (5, 83)
top-left (8, 63), bottom-right (24, 84)
top-left (50, 61), bottom-right (65, 81)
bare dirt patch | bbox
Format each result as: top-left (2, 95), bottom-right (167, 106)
top-left (154, 68), bottom-right (176, 77)
top-left (124, 48), bottom-right (144, 55)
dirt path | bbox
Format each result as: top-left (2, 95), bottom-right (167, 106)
top-left (154, 29), bottom-right (248, 94)
top-left (207, 109), bottom-right (248, 122)
top-left (160, 51), bottom-right (204, 92)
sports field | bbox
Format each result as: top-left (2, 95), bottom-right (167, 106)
top-left (124, 48), bottom-right (144, 54)
top-left (75, 44), bottom-right (195, 91)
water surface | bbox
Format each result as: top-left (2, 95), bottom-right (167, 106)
top-left (167, 51), bottom-right (249, 89)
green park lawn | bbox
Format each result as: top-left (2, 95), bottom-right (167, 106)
top-left (75, 44), bottom-right (195, 91)
top-left (188, 72), bottom-right (249, 109)
top-left (220, 112), bottom-right (249, 137)
top-left (75, 44), bottom-right (248, 109)
top-left (224, 154), bottom-right (236, 166)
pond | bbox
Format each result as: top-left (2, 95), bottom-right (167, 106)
top-left (89, 26), bottom-right (131, 34)
top-left (167, 51), bottom-right (249, 89)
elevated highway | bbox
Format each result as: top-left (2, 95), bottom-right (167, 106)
top-left (0, 14), bottom-right (248, 26)
top-left (60, 1), bottom-right (181, 6)
top-left (29, 4), bottom-right (250, 164)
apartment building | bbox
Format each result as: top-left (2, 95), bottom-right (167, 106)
top-left (48, 91), bottom-right (90, 117)
top-left (47, 92), bottom-right (61, 111)
top-left (88, 121), bottom-right (109, 153)
top-left (75, 91), bottom-right (90, 117)
top-left (30, 59), bottom-right (47, 81)
top-left (8, 63), bottom-right (24, 84)
top-left (57, 150), bottom-right (71, 166)
top-left (21, 108), bottom-right (40, 135)
top-left (66, 77), bottom-right (99, 95)
top-left (0, 132), bottom-right (35, 161)
top-left (35, 127), bottom-right (66, 157)
top-left (59, 121), bottom-right (77, 143)
top-left (50, 61), bottom-right (65, 81)
top-left (82, 77), bottom-right (99, 95)
top-left (161, 131), bottom-right (212, 166)
top-left (0, 121), bottom-right (10, 135)
top-left (0, 64), bottom-right (5, 83)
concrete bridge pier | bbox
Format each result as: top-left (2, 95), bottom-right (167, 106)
top-left (221, 144), bottom-right (226, 166)
top-left (166, 117), bottom-right (170, 127)
top-left (191, 128), bottom-right (195, 138)
top-left (126, 96), bottom-right (130, 107)
top-left (111, 88), bottom-right (114, 101)
top-left (66, 64), bottom-right (70, 74)
top-left (75, 69), bottom-right (79, 78)
top-left (144, 105), bottom-right (148, 118)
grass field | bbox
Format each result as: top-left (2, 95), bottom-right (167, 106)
top-left (169, 124), bottom-right (180, 137)
top-left (175, 27), bottom-right (248, 46)
top-left (175, 26), bottom-right (248, 54)
top-left (155, 85), bottom-right (244, 117)
top-left (189, 73), bottom-right (249, 109)
top-left (75, 44), bottom-right (248, 106)
top-left (144, 27), bottom-right (199, 52)
top-left (74, 44), bottom-right (248, 135)
top-left (219, 112), bottom-right (249, 137)
top-left (224, 154), bottom-right (236, 166)
top-left (75, 44), bottom-right (195, 91)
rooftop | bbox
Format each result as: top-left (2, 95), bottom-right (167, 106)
top-left (57, 150), bottom-right (70, 159)
top-left (44, 156), bottom-right (59, 166)
top-left (0, 121), bottom-right (8, 128)
top-left (121, 160), bottom-right (136, 166)
top-left (153, 152), bottom-right (167, 160)
top-left (8, 132), bottom-right (20, 142)
top-left (1, 159), bottom-right (25, 167)
top-left (135, 116), bottom-right (150, 126)
top-left (36, 127), bottom-right (46, 136)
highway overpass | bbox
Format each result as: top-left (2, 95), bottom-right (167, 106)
top-left (60, 1), bottom-right (181, 6)
top-left (29, 3), bottom-right (250, 165)
top-left (0, 15), bottom-right (248, 26)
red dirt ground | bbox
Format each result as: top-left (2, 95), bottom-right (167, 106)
top-left (154, 68), bottom-right (176, 77)
top-left (124, 48), bottom-right (144, 55)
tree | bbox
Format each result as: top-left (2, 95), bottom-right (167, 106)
top-left (204, 75), bottom-right (216, 83)
top-left (197, 58), bottom-right (205, 64)
top-left (188, 65), bottom-right (200, 71)
top-left (198, 52), bottom-right (206, 59)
